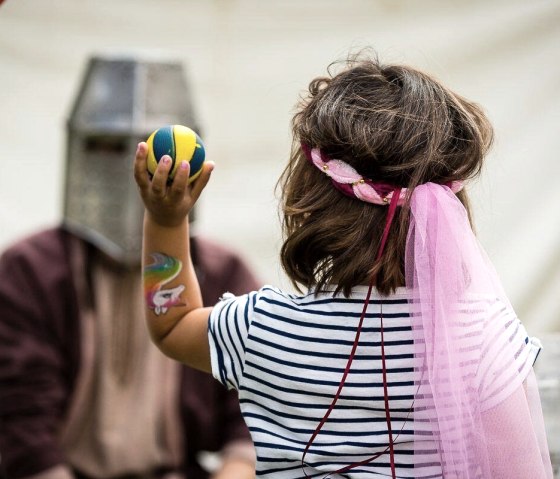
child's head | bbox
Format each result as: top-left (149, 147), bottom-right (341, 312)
top-left (279, 55), bottom-right (494, 296)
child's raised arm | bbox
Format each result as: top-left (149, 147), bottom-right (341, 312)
top-left (133, 142), bottom-right (215, 373)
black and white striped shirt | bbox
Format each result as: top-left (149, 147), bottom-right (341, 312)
top-left (208, 285), bottom-right (540, 478)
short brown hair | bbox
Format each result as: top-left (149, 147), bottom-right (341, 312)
top-left (279, 55), bottom-right (493, 296)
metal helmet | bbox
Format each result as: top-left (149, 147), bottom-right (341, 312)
top-left (63, 56), bottom-right (199, 266)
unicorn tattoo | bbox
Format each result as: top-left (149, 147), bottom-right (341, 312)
top-left (144, 253), bottom-right (186, 315)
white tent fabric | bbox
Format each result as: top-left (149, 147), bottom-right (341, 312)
top-left (0, 0), bottom-right (559, 334)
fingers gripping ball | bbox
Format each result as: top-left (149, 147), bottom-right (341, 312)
top-left (146, 125), bottom-right (205, 183)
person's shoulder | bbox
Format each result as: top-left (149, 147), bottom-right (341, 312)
top-left (217, 285), bottom-right (294, 307)
top-left (193, 235), bottom-right (258, 277)
top-left (191, 235), bottom-right (245, 262)
top-left (0, 226), bottom-right (71, 264)
top-left (0, 226), bottom-right (80, 302)
top-left (192, 235), bottom-right (261, 301)
top-left (250, 285), bottom-right (314, 310)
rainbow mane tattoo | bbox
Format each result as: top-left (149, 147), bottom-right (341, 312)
top-left (144, 253), bottom-right (185, 315)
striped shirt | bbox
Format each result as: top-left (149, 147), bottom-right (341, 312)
top-left (208, 285), bottom-right (540, 478)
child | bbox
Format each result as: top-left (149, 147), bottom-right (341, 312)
top-left (134, 56), bottom-right (553, 478)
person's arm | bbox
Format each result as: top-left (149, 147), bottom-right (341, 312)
top-left (134, 142), bottom-right (215, 372)
top-left (15, 466), bottom-right (75, 479)
top-left (211, 388), bottom-right (256, 479)
top-left (0, 233), bottom-right (76, 478)
top-left (481, 376), bottom-right (551, 478)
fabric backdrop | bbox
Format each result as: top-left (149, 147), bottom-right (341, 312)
top-left (0, 0), bottom-right (559, 332)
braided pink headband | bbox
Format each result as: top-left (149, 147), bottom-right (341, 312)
top-left (301, 143), bottom-right (463, 205)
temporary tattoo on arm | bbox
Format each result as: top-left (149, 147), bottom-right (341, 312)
top-left (144, 253), bottom-right (186, 315)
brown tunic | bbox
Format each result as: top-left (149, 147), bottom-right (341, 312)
top-left (0, 227), bottom-right (259, 479)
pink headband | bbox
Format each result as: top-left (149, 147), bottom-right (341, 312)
top-left (301, 143), bottom-right (463, 205)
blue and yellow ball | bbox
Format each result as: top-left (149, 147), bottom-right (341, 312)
top-left (146, 125), bottom-right (205, 183)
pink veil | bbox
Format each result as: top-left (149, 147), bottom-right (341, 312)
top-left (406, 183), bottom-right (553, 478)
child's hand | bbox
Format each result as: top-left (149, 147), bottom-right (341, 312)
top-left (133, 142), bottom-right (214, 227)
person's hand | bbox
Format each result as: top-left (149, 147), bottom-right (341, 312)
top-left (134, 142), bottom-right (214, 227)
top-left (211, 458), bottom-right (255, 479)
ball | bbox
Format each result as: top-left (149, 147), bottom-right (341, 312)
top-left (146, 125), bottom-right (206, 183)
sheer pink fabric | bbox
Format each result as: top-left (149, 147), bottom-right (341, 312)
top-left (406, 183), bottom-right (552, 478)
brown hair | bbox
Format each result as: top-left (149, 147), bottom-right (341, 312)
top-left (279, 55), bottom-right (493, 296)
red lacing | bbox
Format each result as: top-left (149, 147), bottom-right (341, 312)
top-left (302, 188), bottom-right (401, 479)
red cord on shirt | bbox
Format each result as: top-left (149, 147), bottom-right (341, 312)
top-left (302, 188), bottom-right (401, 479)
